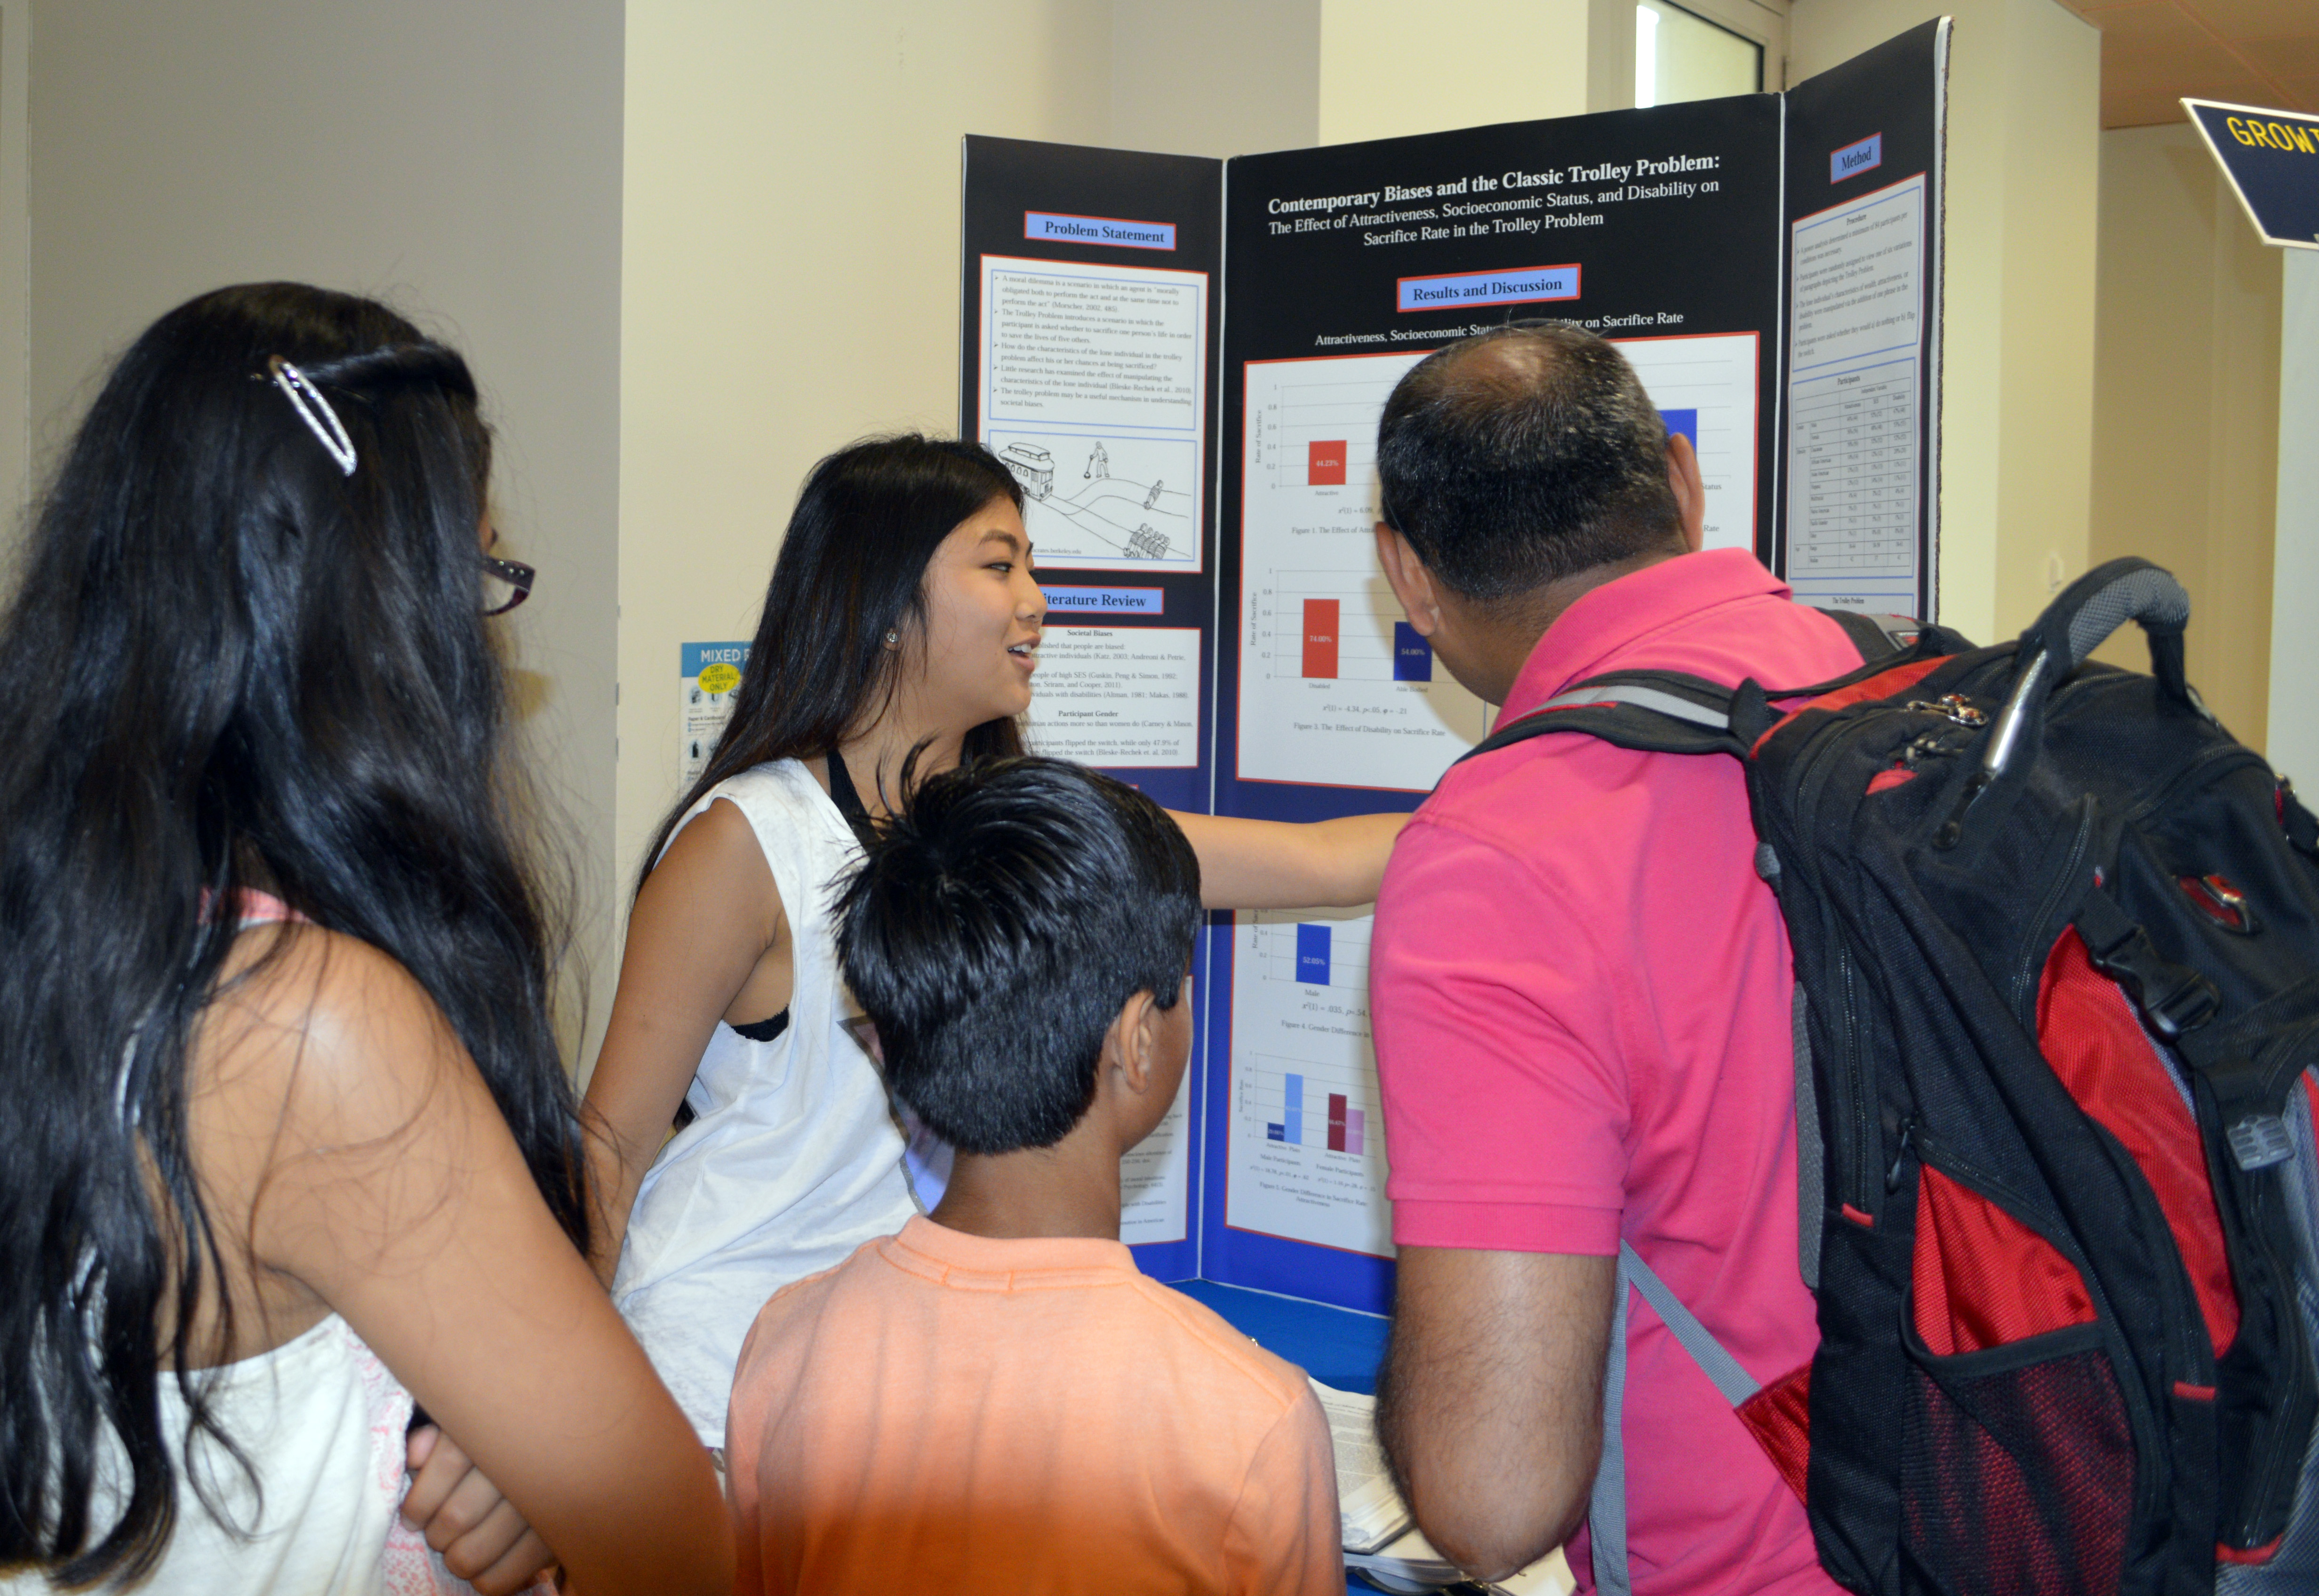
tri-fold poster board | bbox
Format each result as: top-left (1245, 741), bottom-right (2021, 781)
top-left (963, 20), bottom-right (1950, 1311)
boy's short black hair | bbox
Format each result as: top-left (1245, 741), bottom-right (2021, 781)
top-left (835, 756), bottom-right (1201, 1155)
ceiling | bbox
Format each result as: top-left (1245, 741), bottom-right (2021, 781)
top-left (2055, 1), bottom-right (2319, 127)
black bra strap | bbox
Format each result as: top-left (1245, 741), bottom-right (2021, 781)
top-left (824, 749), bottom-right (877, 844)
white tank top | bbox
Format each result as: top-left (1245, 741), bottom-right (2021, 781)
top-left (0, 1315), bottom-right (465, 1595)
top-left (4, 896), bottom-right (499, 1595)
top-left (610, 759), bottom-right (915, 1444)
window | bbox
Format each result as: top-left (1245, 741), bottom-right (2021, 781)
top-left (1635, 0), bottom-right (1764, 108)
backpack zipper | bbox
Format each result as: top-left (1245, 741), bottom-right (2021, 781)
top-left (1792, 706), bottom-right (1911, 838)
top-left (2232, 1272), bottom-right (2314, 1551)
top-left (2007, 803), bottom-right (2095, 1014)
top-left (1781, 702), bottom-right (1970, 1215)
top-left (1836, 942), bottom-right (1874, 1213)
top-left (2004, 742), bottom-right (2262, 1023)
top-left (2120, 743), bottom-right (2264, 829)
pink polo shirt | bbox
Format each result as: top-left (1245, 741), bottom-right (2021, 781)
top-left (1371, 548), bottom-right (1858, 1596)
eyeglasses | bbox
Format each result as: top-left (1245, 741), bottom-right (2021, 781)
top-left (482, 554), bottom-right (536, 616)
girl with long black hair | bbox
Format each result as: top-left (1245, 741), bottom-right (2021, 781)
top-left (0, 284), bottom-right (730, 1594)
top-left (584, 434), bottom-right (1402, 1445)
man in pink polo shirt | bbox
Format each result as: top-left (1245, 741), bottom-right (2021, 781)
top-left (1368, 323), bottom-right (1859, 1595)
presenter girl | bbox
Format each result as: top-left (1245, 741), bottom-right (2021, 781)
top-left (0, 284), bottom-right (729, 1596)
top-left (585, 434), bottom-right (1401, 1444)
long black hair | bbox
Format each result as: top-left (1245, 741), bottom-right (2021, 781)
top-left (637, 433), bottom-right (1027, 889)
top-left (0, 283), bottom-right (587, 1583)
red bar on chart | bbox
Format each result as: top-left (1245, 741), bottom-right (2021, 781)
top-left (1346, 1108), bottom-right (1365, 1157)
top-left (1307, 440), bottom-right (1347, 485)
top-left (1327, 1092), bottom-right (1349, 1152)
top-left (1302, 599), bottom-right (1339, 678)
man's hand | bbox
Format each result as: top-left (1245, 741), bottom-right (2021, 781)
top-left (1376, 1247), bottom-right (1616, 1582)
top-left (403, 1425), bottom-right (558, 1595)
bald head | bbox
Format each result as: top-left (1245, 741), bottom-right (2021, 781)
top-left (1376, 322), bottom-right (1685, 604)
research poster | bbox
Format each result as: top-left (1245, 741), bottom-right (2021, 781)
top-left (1120, 1079), bottom-right (1194, 1247)
top-left (960, 22), bottom-right (1946, 1311)
top-left (960, 135), bottom-right (1221, 823)
top-left (1204, 96), bottom-right (1787, 1310)
top-left (1215, 93), bottom-right (1784, 829)
top-left (960, 138), bottom-right (1223, 1274)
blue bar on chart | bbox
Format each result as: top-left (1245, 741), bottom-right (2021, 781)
top-left (1295, 924), bottom-right (1332, 984)
top-left (1283, 1072), bottom-right (1305, 1145)
top-left (1661, 407), bottom-right (1698, 452)
top-left (1392, 621), bottom-right (1432, 682)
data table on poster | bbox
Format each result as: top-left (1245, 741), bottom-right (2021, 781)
top-left (1784, 174), bottom-right (1927, 611)
top-left (1236, 335), bottom-right (1759, 791)
top-left (1224, 910), bottom-right (1393, 1259)
top-left (1786, 358), bottom-right (1917, 592)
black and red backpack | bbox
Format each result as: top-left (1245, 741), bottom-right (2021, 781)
top-left (1460, 559), bottom-right (2319, 1596)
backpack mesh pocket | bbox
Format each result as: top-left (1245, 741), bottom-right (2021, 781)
top-left (1898, 1317), bottom-right (2134, 1596)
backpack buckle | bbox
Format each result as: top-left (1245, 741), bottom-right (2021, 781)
top-left (2082, 918), bottom-right (2221, 1041)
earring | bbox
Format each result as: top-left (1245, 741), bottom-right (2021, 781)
top-left (884, 630), bottom-right (899, 647)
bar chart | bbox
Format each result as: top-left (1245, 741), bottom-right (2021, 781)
top-left (1252, 360), bottom-right (1420, 491)
top-left (1249, 919), bottom-right (1371, 990)
top-left (1225, 909), bottom-right (1394, 1258)
top-left (1247, 1055), bottom-right (1375, 1155)
top-left (1607, 333), bottom-right (1759, 553)
top-left (1255, 582), bottom-right (1436, 688)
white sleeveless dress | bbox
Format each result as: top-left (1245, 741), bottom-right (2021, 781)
top-left (610, 759), bottom-right (916, 1444)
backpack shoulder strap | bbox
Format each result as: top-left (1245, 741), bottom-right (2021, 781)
top-left (1455, 670), bottom-right (1746, 769)
top-left (1454, 603), bottom-right (1954, 776)
top-left (1820, 607), bottom-right (1923, 664)
top-left (1590, 1243), bottom-right (1762, 1596)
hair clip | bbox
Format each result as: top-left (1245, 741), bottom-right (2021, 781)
top-left (264, 355), bottom-right (356, 476)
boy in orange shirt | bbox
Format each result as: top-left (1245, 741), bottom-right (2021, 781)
top-left (723, 757), bottom-right (1341, 1595)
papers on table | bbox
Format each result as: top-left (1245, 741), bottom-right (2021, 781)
top-left (1311, 1379), bottom-right (1576, 1596)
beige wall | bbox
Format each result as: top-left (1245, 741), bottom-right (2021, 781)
top-left (2088, 122), bottom-right (2279, 750)
top-left (0, 3), bottom-right (27, 533)
top-left (2270, 249), bottom-right (2316, 786)
top-left (1319, 0), bottom-right (1591, 144)
top-left (1791, 0), bottom-right (2100, 644)
top-left (19, 0), bottom-right (626, 1061)
top-left (1112, 0), bottom-right (1320, 158)
top-left (613, 0), bottom-right (1612, 987)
